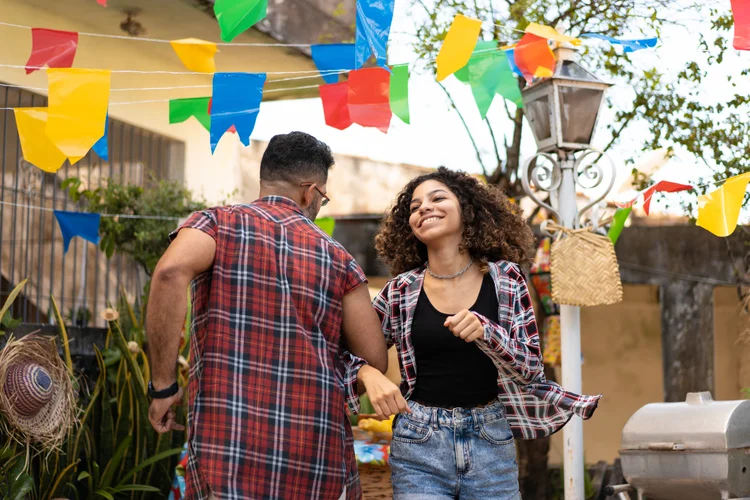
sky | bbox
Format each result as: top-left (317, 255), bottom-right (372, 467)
top-left (249, 0), bottom-right (745, 218)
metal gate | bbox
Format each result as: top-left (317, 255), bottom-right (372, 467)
top-left (0, 83), bottom-right (185, 326)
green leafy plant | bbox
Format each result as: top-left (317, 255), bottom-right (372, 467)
top-left (0, 287), bottom-right (186, 499)
top-left (61, 177), bottom-right (207, 276)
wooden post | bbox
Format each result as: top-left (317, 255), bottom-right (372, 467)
top-left (660, 281), bottom-right (715, 402)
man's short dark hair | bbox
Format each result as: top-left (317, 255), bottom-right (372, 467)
top-left (259, 131), bottom-right (334, 184)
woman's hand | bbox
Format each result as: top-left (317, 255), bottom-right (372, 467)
top-left (358, 365), bottom-right (410, 419)
top-left (444, 310), bottom-right (484, 343)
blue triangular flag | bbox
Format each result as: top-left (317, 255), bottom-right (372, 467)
top-left (210, 72), bottom-right (266, 154)
top-left (580, 33), bottom-right (658, 53)
top-left (92, 112), bottom-right (109, 161)
top-left (53, 211), bottom-right (101, 253)
top-left (505, 48), bottom-right (522, 77)
top-left (354, 0), bottom-right (395, 68)
top-left (311, 44), bottom-right (357, 84)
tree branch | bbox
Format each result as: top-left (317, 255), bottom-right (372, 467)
top-left (485, 117), bottom-right (503, 170)
top-left (437, 81), bottom-right (490, 179)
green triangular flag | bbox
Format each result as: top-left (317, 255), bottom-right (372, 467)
top-left (214, 0), bottom-right (269, 43)
top-left (169, 97), bottom-right (211, 132)
top-left (390, 64), bottom-right (410, 124)
top-left (454, 40), bottom-right (499, 83)
top-left (314, 217), bottom-right (336, 236)
top-left (468, 50), bottom-right (522, 119)
top-left (607, 207), bottom-right (632, 245)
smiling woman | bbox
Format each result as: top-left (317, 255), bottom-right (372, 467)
top-left (375, 167), bottom-right (535, 276)
top-left (352, 166), bottom-right (602, 500)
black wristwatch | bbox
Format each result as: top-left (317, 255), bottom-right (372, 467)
top-left (148, 381), bottom-right (180, 399)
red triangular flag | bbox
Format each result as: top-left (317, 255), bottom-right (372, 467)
top-left (319, 82), bottom-right (353, 130)
top-left (731, 0), bottom-right (750, 50)
top-left (97, 0), bottom-right (107, 5)
top-left (347, 68), bottom-right (391, 133)
top-left (642, 181), bottom-right (693, 215)
top-left (514, 33), bottom-right (555, 83)
top-left (207, 98), bottom-right (237, 134)
top-left (25, 28), bottom-right (79, 74)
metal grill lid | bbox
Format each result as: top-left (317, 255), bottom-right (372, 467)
top-left (621, 392), bottom-right (750, 451)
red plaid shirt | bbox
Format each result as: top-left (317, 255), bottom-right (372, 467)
top-left (345, 261), bottom-right (600, 439)
top-left (172, 197), bottom-right (367, 500)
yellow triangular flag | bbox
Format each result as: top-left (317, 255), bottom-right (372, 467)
top-left (14, 108), bottom-right (67, 173)
top-left (170, 38), bottom-right (218, 73)
top-left (696, 172), bottom-right (750, 237)
top-left (46, 68), bottom-right (111, 165)
top-left (436, 14), bottom-right (482, 81)
top-left (525, 23), bottom-right (582, 46)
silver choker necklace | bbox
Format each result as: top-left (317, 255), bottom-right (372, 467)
top-left (425, 259), bottom-right (474, 280)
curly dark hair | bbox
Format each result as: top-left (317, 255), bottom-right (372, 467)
top-left (375, 167), bottom-right (536, 276)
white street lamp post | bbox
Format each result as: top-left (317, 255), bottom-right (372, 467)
top-left (519, 45), bottom-right (616, 500)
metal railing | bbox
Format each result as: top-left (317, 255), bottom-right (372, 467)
top-left (0, 83), bottom-right (185, 326)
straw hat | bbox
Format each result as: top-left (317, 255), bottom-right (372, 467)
top-left (0, 334), bottom-right (78, 450)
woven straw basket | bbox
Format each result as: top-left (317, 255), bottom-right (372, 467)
top-left (549, 224), bottom-right (623, 307)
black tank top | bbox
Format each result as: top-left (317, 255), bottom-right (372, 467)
top-left (410, 273), bottom-right (500, 408)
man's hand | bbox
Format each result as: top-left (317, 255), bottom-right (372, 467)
top-left (444, 310), bottom-right (484, 343)
top-left (358, 365), bottom-right (409, 419)
top-left (148, 387), bottom-right (186, 434)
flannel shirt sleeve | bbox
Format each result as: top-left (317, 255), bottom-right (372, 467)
top-left (341, 258), bottom-right (371, 416)
top-left (473, 269), bottom-right (545, 385)
top-left (342, 279), bottom-right (394, 415)
top-left (169, 209), bottom-right (219, 242)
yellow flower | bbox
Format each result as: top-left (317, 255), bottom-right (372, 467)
top-left (100, 308), bottom-right (119, 322)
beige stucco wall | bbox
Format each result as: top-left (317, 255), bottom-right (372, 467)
top-left (0, 0), bottom-right (325, 204)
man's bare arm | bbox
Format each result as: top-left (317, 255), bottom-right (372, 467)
top-left (341, 284), bottom-right (388, 373)
top-left (146, 228), bottom-right (216, 389)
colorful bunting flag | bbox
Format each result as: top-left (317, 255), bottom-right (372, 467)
top-left (525, 23), bottom-right (582, 46)
top-left (46, 68), bottom-right (111, 165)
top-left (170, 38), bottom-right (218, 73)
top-left (207, 98), bottom-right (236, 133)
top-left (314, 217), bottom-right (336, 236)
top-left (641, 180), bottom-right (693, 215)
top-left (319, 82), bottom-right (353, 130)
top-left (607, 207), bottom-right (632, 245)
top-left (54, 211), bottom-right (101, 253)
top-left (505, 48), bottom-right (522, 77)
top-left (209, 72), bottom-right (266, 153)
top-left (170, 97), bottom-right (211, 132)
top-left (214, 0), bottom-right (268, 43)
top-left (25, 28), bottom-right (78, 74)
top-left (580, 33), bottom-right (658, 53)
top-left (514, 33), bottom-right (556, 82)
top-left (311, 44), bottom-right (357, 84)
top-left (454, 40), bottom-right (498, 83)
top-left (389, 64), bottom-right (410, 124)
top-left (436, 15), bottom-right (482, 81)
top-left (468, 50), bottom-right (522, 119)
top-left (731, 0), bottom-right (750, 50)
top-left (14, 108), bottom-right (67, 173)
top-left (354, 0), bottom-right (395, 68)
top-left (697, 172), bottom-right (750, 237)
top-left (92, 113), bottom-right (109, 161)
top-left (347, 68), bottom-right (391, 133)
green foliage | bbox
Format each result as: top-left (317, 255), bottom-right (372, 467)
top-left (0, 279), bottom-right (27, 337)
top-left (61, 177), bottom-right (207, 276)
top-left (0, 289), bottom-right (186, 499)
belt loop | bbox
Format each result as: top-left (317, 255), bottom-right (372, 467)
top-left (471, 408), bottom-right (480, 431)
top-left (431, 407), bottom-right (439, 430)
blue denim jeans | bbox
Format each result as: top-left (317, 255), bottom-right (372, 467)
top-left (390, 399), bottom-right (521, 500)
